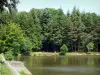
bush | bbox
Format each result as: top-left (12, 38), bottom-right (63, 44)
top-left (60, 44), bottom-right (68, 55)
top-left (86, 42), bottom-right (94, 52)
top-left (4, 50), bottom-right (14, 61)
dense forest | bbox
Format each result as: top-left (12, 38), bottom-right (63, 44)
top-left (0, 5), bottom-right (100, 55)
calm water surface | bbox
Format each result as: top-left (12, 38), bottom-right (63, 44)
top-left (17, 55), bottom-right (100, 75)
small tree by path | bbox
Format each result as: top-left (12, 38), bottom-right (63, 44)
top-left (60, 44), bottom-right (68, 55)
top-left (86, 42), bottom-right (94, 52)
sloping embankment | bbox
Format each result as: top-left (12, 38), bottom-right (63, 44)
top-left (8, 61), bottom-right (32, 75)
top-left (0, 54), bottom-right (32, 75)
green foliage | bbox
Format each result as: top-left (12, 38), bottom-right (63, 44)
top-left (14, 10), bottom-right (42, 51)
top-left (20, 71), bottom-right (27, 75)
top-left (20, 37), bottom-right (32, 55)
top-left (4, 50), bottom-right (14, 61)
top-left (0, 64), bottom-right (13, 75)
top-left (0, 6), bottom-right (100, 53)
top-left (0, 23), bottom-right (32, 56)
top-left (0, 54), bottom-right (5, 63)
top-left (50, 8), bottom-right (67, 44)
top-left (86, 42), bottom-right (94, 52)
top-left (0, 0), bottom-right (19, 12)
top-left (60, 44), bottom-right (68, 55)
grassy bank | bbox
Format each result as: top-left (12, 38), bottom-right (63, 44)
top-left (0, 64), bottom-right (13, 75)
top-left (0, 54), bottom-right (29, 75)
top-left (30, 52), bottom-right (100, 56)
top-left (66, 52), bottom-right (100, 56)
top-left (0, 54), bottom-right (13, 75)
top-left (20, 71), bottom-right (27, 75)
top-left (0, 63), bottom-right (28, 75)
top-left (31, 52), bottom-right (59, 56)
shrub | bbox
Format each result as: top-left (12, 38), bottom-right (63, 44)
top-left (86, 42), bottom-right (94, 52)
top-left (60, 44), bottom-right (68, 55)
top-left (4, 50), bottom-right (14, 61)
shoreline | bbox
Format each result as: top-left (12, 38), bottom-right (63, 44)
top-left (66, 52), bottom-right (100, 56)
top-left (30, 52), bottom-right (100, 56)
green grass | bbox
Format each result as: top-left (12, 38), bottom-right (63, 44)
top-left (0, 54), bottom-right (13, 75)
top-left (0, 54), bottom-right (5, 63)
top-left (30, 52), bottom-right (100, 56)
top-left (20, 71), bottom-right (27, 75)
top-left (31, 52), bottom-right (59, 56)
top-left (0, 64), bottom-right (13, 75)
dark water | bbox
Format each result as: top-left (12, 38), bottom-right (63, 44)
top-left (17, 55), bottom-right (100, 75)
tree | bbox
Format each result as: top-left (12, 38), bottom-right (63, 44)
top-left (28, 9), bottom-right (42, 50)
top-left (0, 23), bottom-right (32, 56)
top-left (90, 24), bottom-right (100, 51)
top-left (39, 8), bottom-right (52, 51)
top-left (64, 16), bottom-right (73, 51)
top-left (40, 8), bottom-right (52, 40)
top-left (1, 6), bottom-right (100, 53)
top-left (49, 8), bottom-right (68, 45)
top-left (0, 0), bottom-right (19, 12)
top-left (60, 44), bottom-right (68, 55)
top-left (14, 10), bottom-right (42, 51)
top-left (0, 11), bottom-right (12, 23)
top-left (0, 0), bottom-right (19, 26)
top-left (86, 42), bottom-right (94, 52)
top-left (81, 13), bottom-right (94, 33)
top-left (69, 7), bottom-right (85, 51)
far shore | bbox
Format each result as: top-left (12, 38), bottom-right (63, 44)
top-left (66, 52), bottom-right (100, 56)
top-left (30, 52), bottom-right (100, 56)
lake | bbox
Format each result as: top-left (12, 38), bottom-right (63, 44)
top-left (17, 55), bottom-right (100, 75)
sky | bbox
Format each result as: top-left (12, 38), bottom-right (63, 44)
top-left (17, 0), bottom-right (100, 15)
